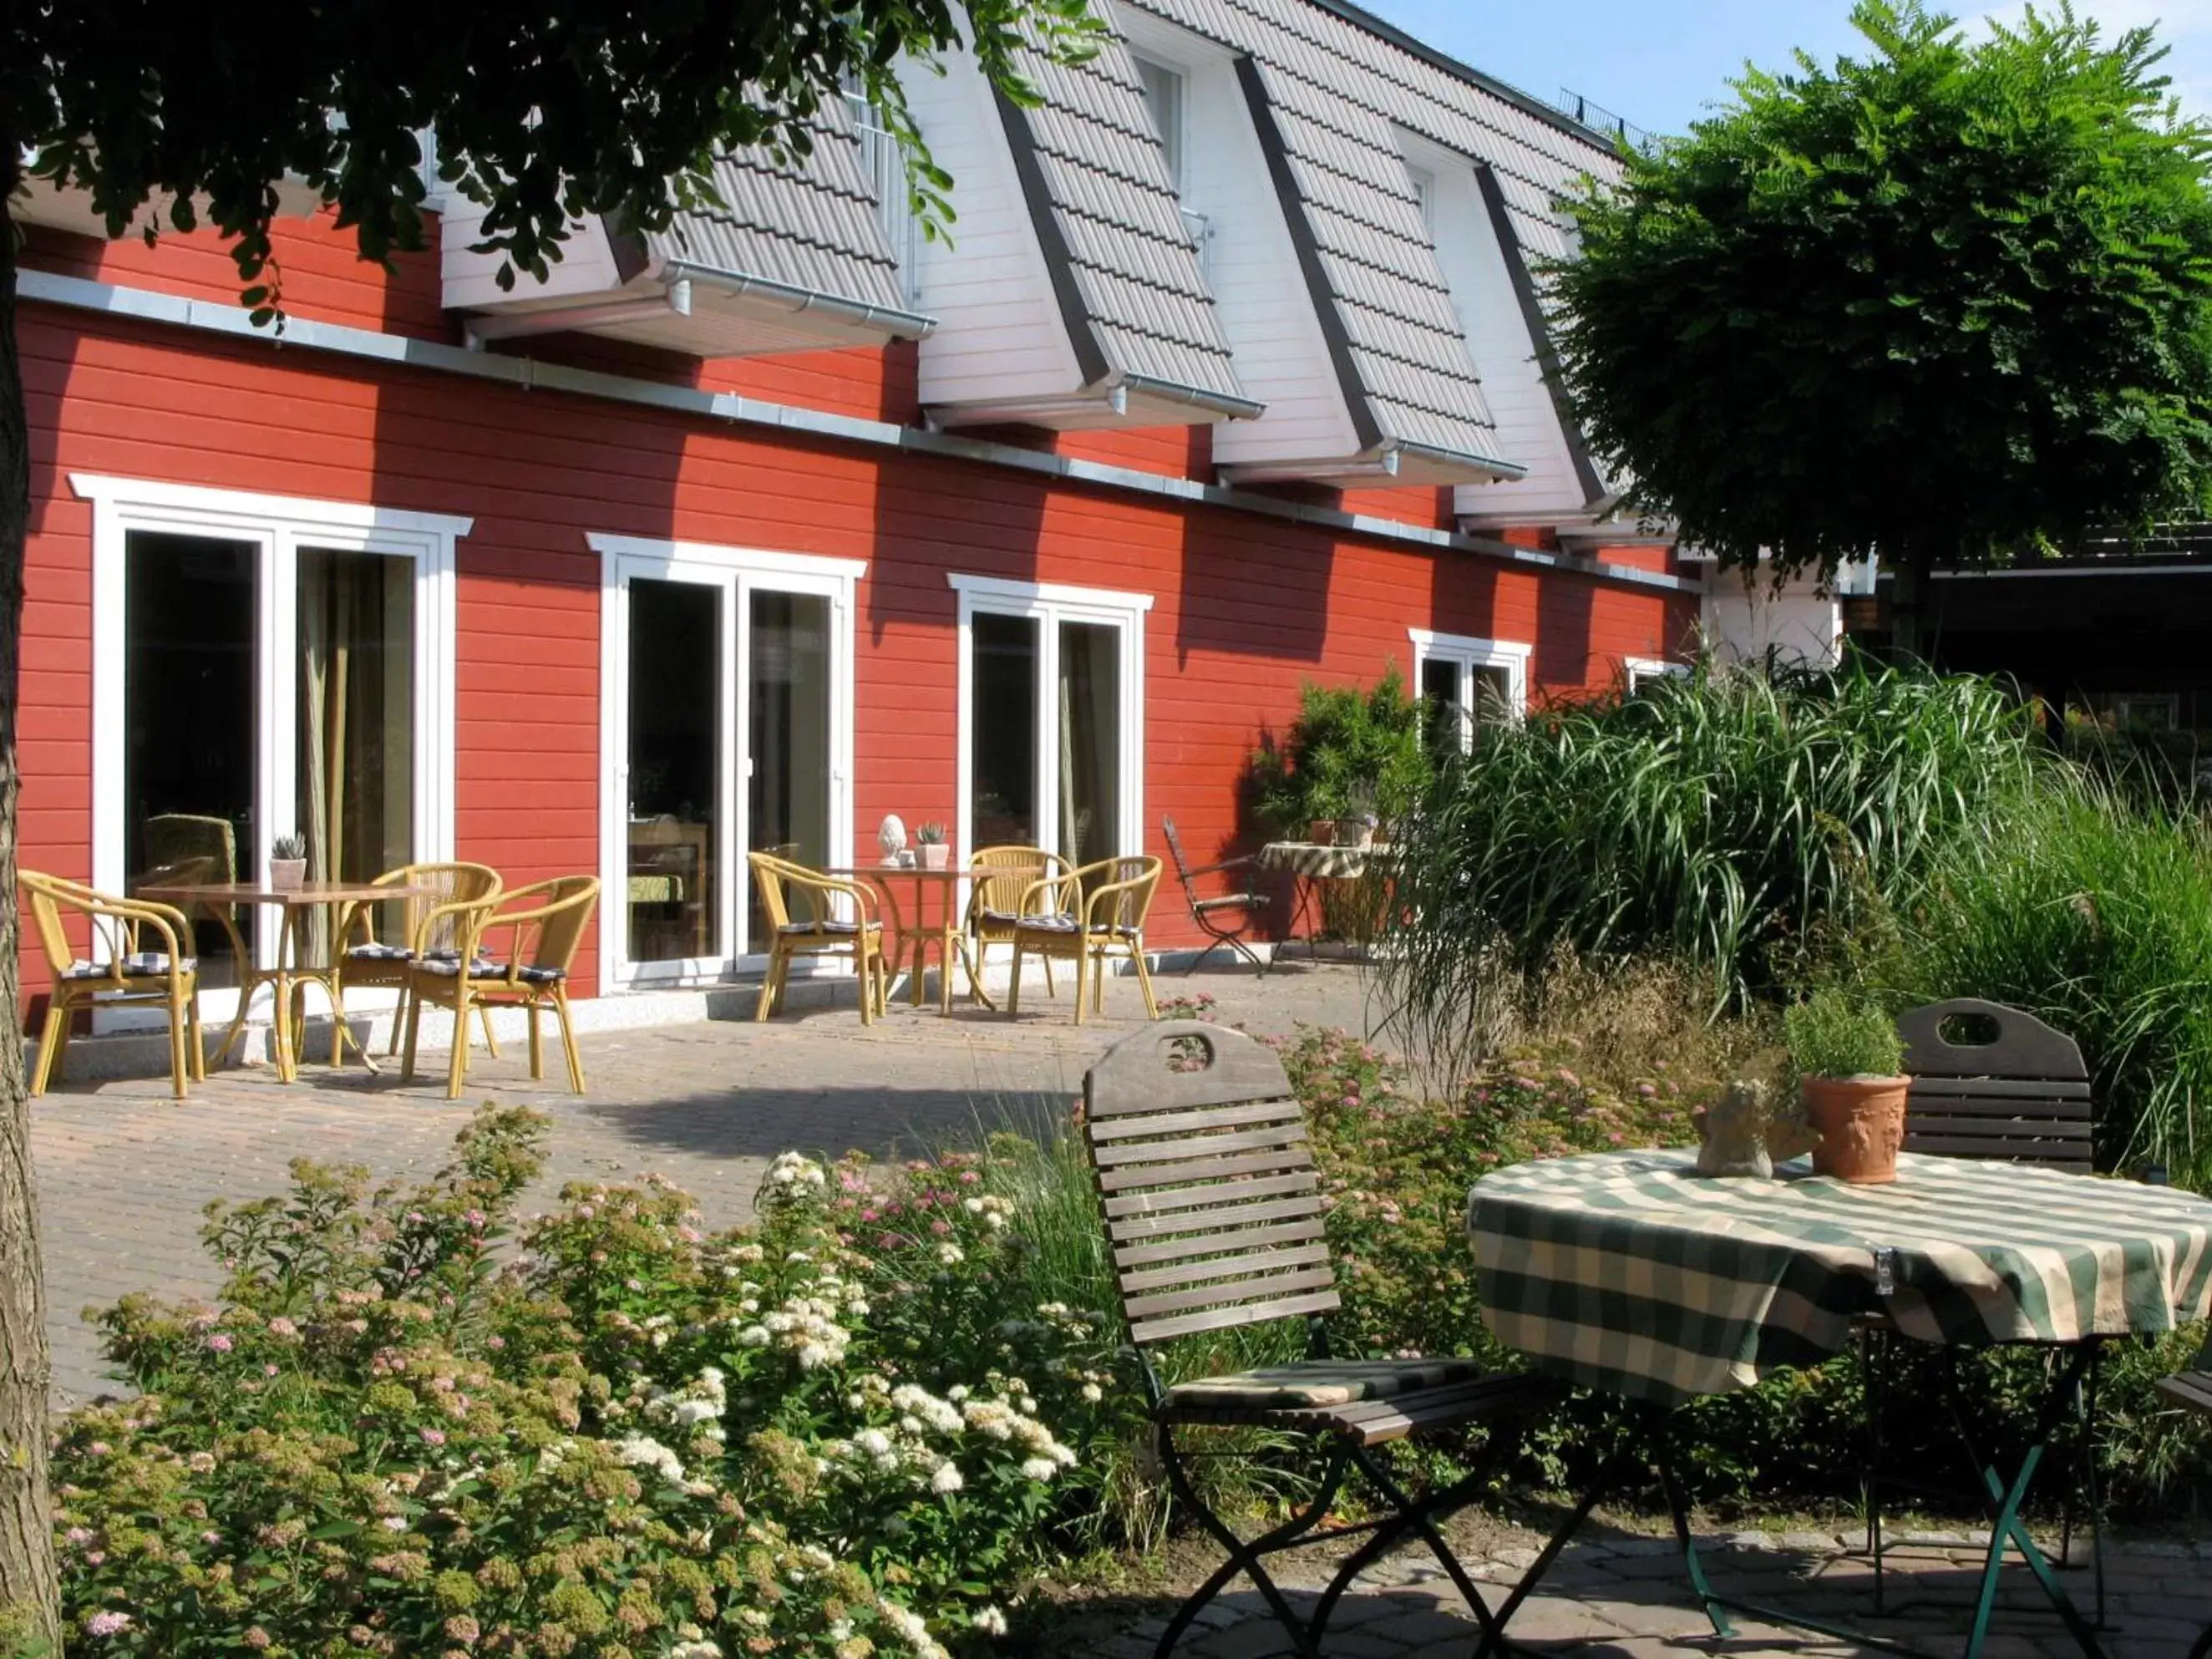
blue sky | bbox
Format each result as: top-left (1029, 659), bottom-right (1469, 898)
top-left (1355, 0), bottom-right (2212, 137)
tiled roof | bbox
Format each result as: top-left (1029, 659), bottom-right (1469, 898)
top-left (642, 102), bottom-right (921, 322)
top-left (997, 32), bottom-right (1250, 407)
top-left (1128, 0), bottom-right (1624, 467)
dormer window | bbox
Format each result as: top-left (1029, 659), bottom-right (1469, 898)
top-left (844, 89), bottom-right (923, 306)
top-left (1406, 162), bottom-right (1435, 233)
top-left (1135, 57), bottom-right (1185, 190)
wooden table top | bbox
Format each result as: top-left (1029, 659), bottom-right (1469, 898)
top-left (829, 863), bottom-right (964, 881)
top-left (144, 880), bottom-right (433, 906)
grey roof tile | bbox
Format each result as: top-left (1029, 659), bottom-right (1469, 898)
top-left (1124, 0), bottom-right (1621, 466)
top-left (1001, 26), bottom-right (1246, 403)
top-left (642, 100), bottom-right (914, 318)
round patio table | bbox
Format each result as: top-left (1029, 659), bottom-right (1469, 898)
top-left (1465, 1149), bottom-right (2212, 1659)
top-left (828, 864), bottom-right (976, 1014)
top-left (1256, 841), bottom-right (1393, 955)
top-left (143, 880), bottom-right (432, 1085)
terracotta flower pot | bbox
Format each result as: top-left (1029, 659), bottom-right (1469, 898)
top-left (268, 858), bottom-right (307, 892)
top-left (1799, 1075), bottom-right (1910, 1185)
top-left (1307, 819), bottom-right (1336, 846)
top-left (920, 842), bottom-right (951, 870)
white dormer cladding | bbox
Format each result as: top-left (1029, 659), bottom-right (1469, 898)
top-left (10, 163), bottom-right (325, 240)
top-left (1113, 0), bottom-right (1518, 487)
top-left (1392, 127), bottom-right (1600, 525)
top-left (439, 100), bottom-right (934, 358)
top-left (911, 21), bottom-right (1256, 429)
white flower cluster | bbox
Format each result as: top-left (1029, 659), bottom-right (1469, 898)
top-left (614, 1433), bottom-right (685, 1487)
top-left (642, 1366), bottom-right (728, 1447)
top-left (761, 1151), bottom-right (829, 1205)
top-left (961, 1193), bottom-right (1013, 1231)
top-left (877, 1596), bottom-right (951, 1659)
top-left (733, 1293), bottom-right (855, 1370)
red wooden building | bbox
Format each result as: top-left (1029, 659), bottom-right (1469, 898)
top-left (12, 0), bottom-right (1699, 1035)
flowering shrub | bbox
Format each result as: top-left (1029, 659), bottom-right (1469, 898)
top-left (53, 1114), bottom-right (1124, 1656)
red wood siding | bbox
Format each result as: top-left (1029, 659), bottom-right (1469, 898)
top-left (16, 278), bottom-right (1692, 1005)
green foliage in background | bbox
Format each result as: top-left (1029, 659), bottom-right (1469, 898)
top-left (1382, 660), bottom-right (2036, 1020)
top-left (1551, 0), bottom-right (2212, 591)
top-left (1784, 987), bottom-right (1907, 1081)
top-left (1246, 669), bottom-right (1432, 837)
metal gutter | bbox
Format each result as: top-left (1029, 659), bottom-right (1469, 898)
top-left (1119, 373), bottom-right (1264, 422)
top-left (657, 256), bottom-right (936, 340)
top-left (13, 265), bottom-right (1701, 596)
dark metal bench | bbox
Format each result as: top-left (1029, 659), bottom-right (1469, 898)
top-left (1083, 1020), bottom-right (1561, 1658)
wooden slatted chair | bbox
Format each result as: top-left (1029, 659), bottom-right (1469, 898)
top-left (1899, 998), bottom-right (2095, 1169)
top-left (1083, 1022), bottom-right (1562, 1659)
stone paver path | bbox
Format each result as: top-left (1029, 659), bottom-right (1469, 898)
top-left (29, 961), bottom-right (1388, 1403)
top-left (1077, 1527), bottom-right (2211, 1659)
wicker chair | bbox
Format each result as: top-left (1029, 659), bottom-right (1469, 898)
top-left (22, 870), bottom-right (204, 1099)
top-left (1007, 855), bottom-right (1161, 1024)
top-left (961, 845), bottom-right (1074, 1008)
top-left (747, 853), bottom-right (890, 1025)
top-left (401, 876), bottom-right (599, 1098)
top-left (332, 861), bottom-right (505, 1062)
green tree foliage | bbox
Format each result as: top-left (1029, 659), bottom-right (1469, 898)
top-left (1551, 2), bottom-right (2212, 593)
top-left (0, 5), bottom-right (1093, 1647)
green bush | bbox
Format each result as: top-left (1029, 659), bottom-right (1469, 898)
top-left (1381, 660), bottom-right (2038, 1032)
top-left (53, 1111), bottom-right (1124, 1657)
top-left (1783, 988), bottom-right (1906, 1080)
top-left (1246, 668), bottom-right (1431, 837)
top-left (1880, 781), bottom-right (2212, 1189)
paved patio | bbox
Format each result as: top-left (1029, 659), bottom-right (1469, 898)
top-left (28, 959), bottom-right (1388, 1403)
top-left (1065, 1526), bottom-right (2212, 1659)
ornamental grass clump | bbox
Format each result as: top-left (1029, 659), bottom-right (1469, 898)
top-left (1783, 988), bottom-right (1905, 1082)
top-left (54, 1111), bottom-right (1124, 1657)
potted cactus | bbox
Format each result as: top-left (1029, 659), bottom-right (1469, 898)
top-left (916, 822), bottom-right (951, 870)
top-left (1786, 988), bottom-right (1910, 1185)
top-left (268, 832), bottom-right (308, 891)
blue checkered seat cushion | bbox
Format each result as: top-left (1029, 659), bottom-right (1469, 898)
top-left (64, 951), bottom-right (194, 979)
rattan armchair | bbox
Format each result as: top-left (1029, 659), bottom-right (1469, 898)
top-left (1007, 855), bottom-right (1162, 1024)
top-left (747, 853), bottom-right (890, 1024)
top-left (23, 870), bottom-right (205, 1099)
top-left (961, 845), bottom-right (1074, 1008)
top-left (333, 861), bottom-right (505, 1061)
top-left (401, 875), bottom-right (599, 1098)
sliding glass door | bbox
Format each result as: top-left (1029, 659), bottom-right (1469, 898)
top-left (605, 546), bottom-right (852, 985)
top-left (957, 579), bottom-right (1145, 870)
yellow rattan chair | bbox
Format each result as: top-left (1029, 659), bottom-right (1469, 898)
top-left (747, 852), bottom-right (890, 1024)
top-left (332, 861), bottom-right (505, 1061)
top-left (22, 870), bottom-right (205, 1099)
top-left (1007, 855), bottom-right (1162, 1025)
top-left (961, 845), bottom-right (1074, 1008)
top-left (401, 875), bottom-right (599, 1099)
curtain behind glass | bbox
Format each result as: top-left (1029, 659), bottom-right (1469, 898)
top-left (297, 550), bottom-right (414, 955)
top-left (1057, 621), bottom-right (1120, 867)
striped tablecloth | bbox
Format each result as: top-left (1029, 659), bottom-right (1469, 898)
top-left (1257, 841), bottom-right (1392, 880)
top-left (1466, 1149), bottom-right (2212, 1403)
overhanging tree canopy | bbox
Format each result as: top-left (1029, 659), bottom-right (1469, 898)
top-left (1550, 1), bottom-right (2212, 606)
top-left (0, 3), bottom-right (1091, 1648)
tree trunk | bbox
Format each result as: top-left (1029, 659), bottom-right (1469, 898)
top-left (0, 170), bottom-right (63, 1658)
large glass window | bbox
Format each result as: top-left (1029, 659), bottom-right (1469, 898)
top-left (125, 532), bottom-right (256, 984)
top-left (1413, 632), bottom-right (1529, 754)
top-left (626, 579), bottom-right (723, 965)
top-left (747, 591), bottom-right (833, 947)
top-left (971, 613), bottom-right (1039, 848)
top-left (959, 581), bottom-right (1145, 868)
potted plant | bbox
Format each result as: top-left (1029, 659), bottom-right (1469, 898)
top-left (916, 822), bottom-right (951, 870)
top-left (1785, 988), bottom-right (1910, 1185)
top-left (268, 832), bottom-right (308, 891)
top-left (1336, 783), bottom-right (1379, 850)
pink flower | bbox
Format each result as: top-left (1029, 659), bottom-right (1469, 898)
top-left (86, 1442), bottom-right (110, 1457)
top-left (264, 1363), bottom-right (280, 1377)
top-left (86, 1611), bottom-right (133, 1636)
top-left (266, 1317), bottom-right (298, 1338)
top-left (959, 1170), bottom-right (981, 1185)
top-left (201, 1530), bottom-right (221, 1545)
top-left (486, 1335), bottom-right (505, 1350)
top-left (420, 1428), bottom-right (447, 1446)
top-left (64, 1527), bottom-right (94, 1545)
top-left (205, 1333), bottom-right (233, 1353)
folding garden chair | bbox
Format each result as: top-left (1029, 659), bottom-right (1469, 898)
top-left (2158, 1336), bottom-right (2212, 1659)
top-left (1081, 1021), bottom-right (1564, 1659)
top-left (1161, 817), bottom-right (1269, 977)
top-left (1866, 999), bottom-right (2104, 1613)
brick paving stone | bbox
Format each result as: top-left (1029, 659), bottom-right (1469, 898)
top-left (29, 962), bottom-right (1383, 1403)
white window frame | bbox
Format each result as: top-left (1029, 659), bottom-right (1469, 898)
top-left (593, 533), bottom-right (864, 996)
top-left (1133, 55), bottom-right (1186, 193)
top-left (1405, 161), bottom-right (1436, 233)
top-left (77, 474), bottom-right (464, 999)
top-left (951, 574), bottom-right (1149, 868)
top-left (1408, 627), bottom-right (1530, 752)
top-left (1624, 656), bottom-right (1692, 695)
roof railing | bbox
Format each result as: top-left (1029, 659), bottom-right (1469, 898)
top-left (1555, 89), bottom-right (1654, 153)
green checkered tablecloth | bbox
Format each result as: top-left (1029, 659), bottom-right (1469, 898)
top-left (1256, 842), bottom-right (1392, 880)
top-left (1466, 1149), bottom-right (2212, 1403)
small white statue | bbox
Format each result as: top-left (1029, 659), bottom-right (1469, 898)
top-left (1695, 1079), bottom-right (1775, 1179)
top-left (877, 814), bottom-right (908, 864)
